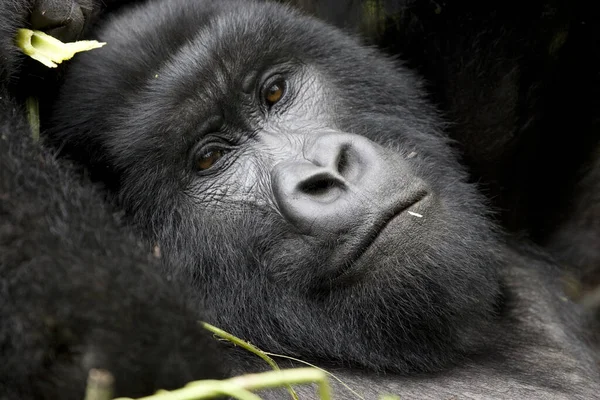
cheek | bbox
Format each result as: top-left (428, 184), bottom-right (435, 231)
top-left (186, 150), bottom-right (275, 210)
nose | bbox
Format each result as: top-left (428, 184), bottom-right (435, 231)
top-left (271, 133), bottom-right (377, 235)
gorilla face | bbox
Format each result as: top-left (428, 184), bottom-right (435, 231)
top-left (50, 0), bottom-right (503, 373)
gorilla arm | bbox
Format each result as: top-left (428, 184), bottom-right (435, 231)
top-left (0, 1), bottom-right (230, 399)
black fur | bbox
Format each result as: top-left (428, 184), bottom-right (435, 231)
top-left (2, 0), bottom-right (600, 399)
top-left (0, 2), bottom-right (229, 399)
top-left (0, 94), bottom-right (231, 400)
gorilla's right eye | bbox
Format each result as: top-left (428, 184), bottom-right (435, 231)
top-left (195, 149), bottom-right (226, 171)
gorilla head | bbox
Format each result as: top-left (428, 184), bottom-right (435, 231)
top-left (49, 0), bottom-right (503, 373)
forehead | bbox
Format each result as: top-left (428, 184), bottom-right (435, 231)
top-left (179, 5), bottom-right (317, 80)
top-left (142, 6), bottom-right (320, 111)
top-left (117, 6), bottom-right (312, 141)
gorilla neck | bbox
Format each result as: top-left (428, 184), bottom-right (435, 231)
top-left (206, 247), bottom-right (505, 374)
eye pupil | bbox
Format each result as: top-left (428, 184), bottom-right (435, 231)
top-left (196, 149), bottom-right (224, 171)
top-left (265, 81), bottom-right (284, 105)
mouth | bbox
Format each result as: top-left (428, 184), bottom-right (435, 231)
top-left (328, 188), bottom-right (430, 284)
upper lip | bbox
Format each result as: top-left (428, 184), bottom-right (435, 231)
top-left (328, 188), bottom-right (429, 283)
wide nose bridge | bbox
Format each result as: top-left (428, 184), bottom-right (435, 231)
top-left (260, 128), bottom-right (342, 166)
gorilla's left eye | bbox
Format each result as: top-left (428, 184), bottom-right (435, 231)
top-left (263, 78), bottom-right (286, 107)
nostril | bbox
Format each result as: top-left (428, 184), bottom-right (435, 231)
top-left (300, 179), bottom-right (333, 196)
top-left (298, 172), bottom-right (344, 197)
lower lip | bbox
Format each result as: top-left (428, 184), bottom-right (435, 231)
top-left (332, 193), bottom-right (430, 284)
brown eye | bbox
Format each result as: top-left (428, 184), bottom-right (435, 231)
top-left (264, 80), bottom-right (285, 106)
top-left (196, 149), bottom-right (225, 171)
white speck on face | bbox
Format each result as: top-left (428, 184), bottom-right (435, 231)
top-left (408, 211), bottom-right (423, 218)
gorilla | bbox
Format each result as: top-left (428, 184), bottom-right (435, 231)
top-left (1, 0), bottom-right (599, 399)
